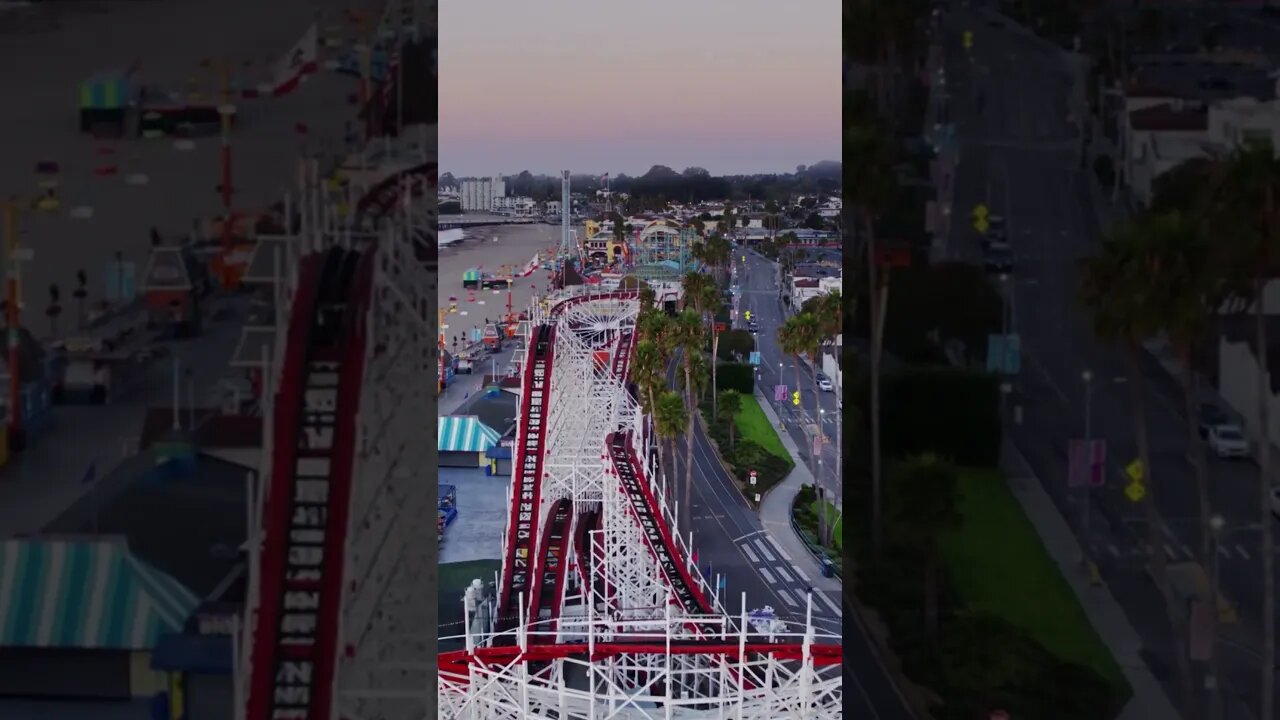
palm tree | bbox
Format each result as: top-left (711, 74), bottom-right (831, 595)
top-left (1205, 145), bottom-right (1280, 720)
top-left (682, 271), bottom-right (724, 414)
top-left (887, 453), bottom-right (961, 635)
top-left (653, 391), bottom-right (688, 500)
top-left (633, 339), bottom-right (665, 428)
top-left (717, 389), bottom-right (744, 450)
top-left (1079, 220), bottom-right (1198, 716)
top-left (847, 117), bottom-right (897, 555)
top-left (671, 309), bottom-right (705, 528)
top-left (778, 311), bottom-right (826, 542)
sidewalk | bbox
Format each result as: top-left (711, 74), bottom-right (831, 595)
top-left (754, 388), bottom-right (841, 595)
top-left (1002, 443), bottom-right (1181, 720)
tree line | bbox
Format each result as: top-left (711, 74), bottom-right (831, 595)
top-left (440, 162), bottom-right (841, 211)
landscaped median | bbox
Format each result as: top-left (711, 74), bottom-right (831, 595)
top-left (944, 469), bottom-right (1129, 702)
top-left (850, 461), bottom-right (1131, 720)
top-left (699, 392), bottom-right (793, 502)
top-left (792, 483), bottom-right (843, 576)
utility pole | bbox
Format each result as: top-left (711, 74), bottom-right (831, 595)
top-left (2, 200), bottom-right (22, 451)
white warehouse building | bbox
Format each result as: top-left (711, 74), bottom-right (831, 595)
top-left (460, 177), bottom-right (506, 212)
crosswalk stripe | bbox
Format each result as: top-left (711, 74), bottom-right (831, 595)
top-left (753, 539), bottom-right (776, 563)
top-left (772, 564), bottom-right (796, 585)
top-left (1218, 545), bottom-right (1232, 559)
top-left (764, 537), bottom-right (791, 563)
top-left (1237, 545), bottom-right (1251, 560)
top-left (1164, 544), bottom-right (1177, 560)
top-left (741, 544), bottom-right (758, 563)
top-left (776, 588), bottom-right (797, 607)
top-left (759, 567), bottom-right (775, 584)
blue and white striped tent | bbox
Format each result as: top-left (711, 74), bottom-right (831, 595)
top-left (438, 415), bottom-right (500, 453)
top-left (0, 539), bottom-right (199, 650)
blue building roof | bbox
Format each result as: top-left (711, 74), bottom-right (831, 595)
top-left (438, 415), bottom-right (500, 453)
top-left (0, 539), bottom-right (199, 650)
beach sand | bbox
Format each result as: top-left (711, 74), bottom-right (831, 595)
top-left (438, 222), bottom-right (572, 341)
top-left (0, 0), bottom-right (382, 329)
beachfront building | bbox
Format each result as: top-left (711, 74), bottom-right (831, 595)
top-left (460, 177), bottom-right (506, 212)
top-left (492, 195), bottom-right (538, 216)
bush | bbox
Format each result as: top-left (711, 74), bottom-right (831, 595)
top-left (879, 368), bottom-right (1001, 466)
top-left (715, 361), bottom-right (755, 394)
top-left (717, 329), bottom-right (755, 361)
top-left (1092, 155), bottom-right (1114, 187)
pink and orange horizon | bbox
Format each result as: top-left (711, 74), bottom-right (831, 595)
top-left (439, 0), bottom-right (840, 177)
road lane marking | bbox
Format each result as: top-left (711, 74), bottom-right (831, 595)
top-left (1218, 545), bottom-right (1232, 559)
top-left (1164, 544), bottom-right (1177, 560)
top-left (772, 564), bottom-right (797, 585)
top-left (733, 530), bottom-right (764, 543)
top-left (764, 537), bottom-right (791, 563)
top-left (775, 588), bottom-right (797, 607)
top-left (759, 567), bottom-right (775, 584)
top-left (742, 544), bottom-right (759, 563)
top-left (1236, 545), bottom-right (1251, 560)
top-left (753, 538), bottom-right (776, 562)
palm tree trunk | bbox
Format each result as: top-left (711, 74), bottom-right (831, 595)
top-left (711, 327), bottom-right (720, 416)
top-left (684, 360), bottom-right (694, 528)
top-left (810, 357), bottom-right (827, 547)
top-left (1257, 276), bottom-right (1276, 720)
top-left (1129, 345), bottom-right (1197, 717)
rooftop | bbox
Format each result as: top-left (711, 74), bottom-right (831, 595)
top-left (1126, 58), bottom-right (1276, 102)
top-left (41, 453), bottom-right (249, 600)
top-left (1129, 103), bottom-right (1210, 131)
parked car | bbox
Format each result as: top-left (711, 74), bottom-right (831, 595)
top-left (1198, 403), bottom-right (1230, 438)
top-left (983, 248), bottom-right (1014, 274)
top-left (1206, 424), bottom-right (1249, 459)
top-left (817, 375), bottom-right (834, 392)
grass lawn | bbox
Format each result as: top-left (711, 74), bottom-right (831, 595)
top-left (942, 468), bottom-right (1127, 693)
top-left (734, 395), bottom-right (793, 466)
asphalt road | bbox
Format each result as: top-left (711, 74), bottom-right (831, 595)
top-left (943, 7), bottom-right (1277, 717)
top-left (732, 252), bottom-right (842, 499)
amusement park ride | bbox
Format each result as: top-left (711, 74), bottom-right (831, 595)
top-left (436, 173), bottom-right (843, 718)
top-left (235, 147), bottom-right (839, 718)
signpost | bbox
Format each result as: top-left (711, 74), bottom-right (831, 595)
top-left (986, 333), bottom-right (1021, 375)
top-left (1124, 459), bottom-right (1146, 502)
top-left (773, 384), bottom-right (786, 402)
top-left (1068, 439), bottom-right (1106, 488)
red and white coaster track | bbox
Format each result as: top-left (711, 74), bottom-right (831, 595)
top-left (439, 290), bottom-right (842, 718)
top-left (238, 160), bottom-right (436, 720)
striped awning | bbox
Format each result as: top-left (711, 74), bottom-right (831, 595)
top-left (79, 75), bottom-right (130, 110)
top-left (0, 539), bottom-right (199, 650)
top-left (438, 415), bottom-right (500, 453)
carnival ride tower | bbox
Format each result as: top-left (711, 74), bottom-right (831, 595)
top-left (438, 287), bottom-right (842, 718)
top-left (237, 159), bottom-right (437, 720)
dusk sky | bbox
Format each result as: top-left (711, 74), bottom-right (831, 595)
top-left (439, 0), bottom-right (840, 178)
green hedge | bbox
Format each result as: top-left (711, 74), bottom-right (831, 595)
top-left (880, 367), bottom-right (1001, 466)
top-left (715, 361), bottom-right (755, 394)
top-left (717, 330), bottom-right (755, 361)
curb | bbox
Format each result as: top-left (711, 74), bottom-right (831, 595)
top-left (692, 410), bottom-right (748, 500)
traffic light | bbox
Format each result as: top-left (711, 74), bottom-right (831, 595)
top-left (792, 390), bottom-right (800, 406)
top-left (744, 310), bottom-right (751, 321)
